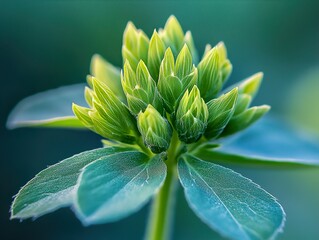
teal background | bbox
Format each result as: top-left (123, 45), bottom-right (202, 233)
top-left (1, 1), bottom-right (319, 239)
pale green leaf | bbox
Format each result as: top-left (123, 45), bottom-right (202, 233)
top-left (74, 151), bottom-right (167, 225)
top-left (178, 154), bottom-right (285, 240)
top-left (11, 147), bottom-right (129, 220)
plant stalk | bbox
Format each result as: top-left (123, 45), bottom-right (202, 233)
top-left (144, 130), bottom-right (181, 240)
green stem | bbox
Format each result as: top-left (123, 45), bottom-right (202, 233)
top-left (145, 130), bottom-right (182, 240)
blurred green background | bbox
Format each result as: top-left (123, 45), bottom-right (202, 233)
top-left (1, 1), bottom-right (319, 239)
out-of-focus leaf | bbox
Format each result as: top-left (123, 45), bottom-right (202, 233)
top-left (7, 84), bottom-right (87, 129)
top-left (197, 117), bottom-right (319, 166)
top-left (178, 154), bottom-right (285, 240)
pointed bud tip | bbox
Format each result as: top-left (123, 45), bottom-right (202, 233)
top-left (166, 15), bottom-right (179, 25)
top-left (91, 54), bottom-right (102, 63)
top-left (259, 104), bottom-right (271, 111)
top-left (125, 21), bottom-right (137, 31)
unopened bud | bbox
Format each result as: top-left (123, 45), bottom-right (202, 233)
top-left (137, 105), bottom-right (172, 153)
top-left (175, 86), bottom-right (208, 143)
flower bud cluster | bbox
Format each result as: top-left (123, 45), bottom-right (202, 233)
top-left (73, 16), bottom-right (269, 154)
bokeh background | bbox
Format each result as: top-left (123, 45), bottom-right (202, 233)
top-left (1, 1), bottom-right (319, 239)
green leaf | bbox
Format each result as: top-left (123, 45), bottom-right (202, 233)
top-left (178, 154), bottom-right (285, 240)
top-left (197, 117), bottom-right (319, 166)
top-left (7, 84), bottom-right (87, 129)
top-left (11, 147), bottom-right (129, 220)
top-left (74, 151), bottom-right (167, 225)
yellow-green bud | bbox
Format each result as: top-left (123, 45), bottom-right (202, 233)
top-left (198, 42), bottom-right (233, 102)
top-left (90, 54), bottom-right (126, 102)
top-left (157, 46), bottom-right (197, 113)
top-left (121, 61), bottom-right (163, 115)
top-left (137, 105), bottom-right (172, 153)
top-left (175, 86), bottom-right (208, 143)
top-left (205, 88), bottom-right (238, 139)
top-left (122, 22), bottom-right (149, 70)
top-left (148, 30), bottom-right (166, 81)
top-left (197, 46), bottom-right (221, 101)
top-left (230, 72), bottom-right (263, 115)
top-left (73, 76), bottom-right (138, 143)
top-left (216, 42), bottom-right (232, 84)
top-left (159, 15), bottom-right (185, 57)
top-left (222, 105), bottom-right (270, 137)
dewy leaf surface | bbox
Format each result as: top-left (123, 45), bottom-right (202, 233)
top-left (11, 147), bottom-right (128, 219)
top-left (178, 154), bottom-right (285, 240)
top-left (74, 151), bottom-right (167, 225)
top-left (199, 117), bottom-right (319, 166)
top-left (7, 84), bottom-right (87, 129)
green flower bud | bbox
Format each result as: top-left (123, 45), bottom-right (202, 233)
top-left (233, 94), bottom-right (252, 116)
top-left (184, 31), bottom-right (199, 64)
top-left (216, 42), bottom-right (232, 83)
top-left (72, 104), bottom-right (94, 130)
top-left (197, 46), bottom-right (222, 101)
top-left (203, 44), bottom-right (212, 58)
top-left (137, 105), bottom-right (172, 153)
top-left (90, 54), bottom-right (126, 102)
top-left (159, 15), bottom-right (184, 57)
top-left (73, 76), bottom-right (138, 143)
top-left (230, 72), bottom-right (263, 115)
top-left (237, 72), bottom-right (263, 97)
top-left (205, 88), bottom-right (238, 139)
top-left (222, 105), bottom-right (270, 137)
top-left (175, 86), bottom-right (208, 143)
top-left (148, 30), bottom-right (166, 81)
top-left (122, 22), bottom-right (149, 70)
top-left (158, 46), bottom-right (197, 113)
top-left (198, 42), bottom-right (233, 102)
top-left (158, 15), bottom-right (198, 64)
top-left (84, 86), bottom-right (94, 107)
top-left (121, 61), bottom-right (163, 115)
